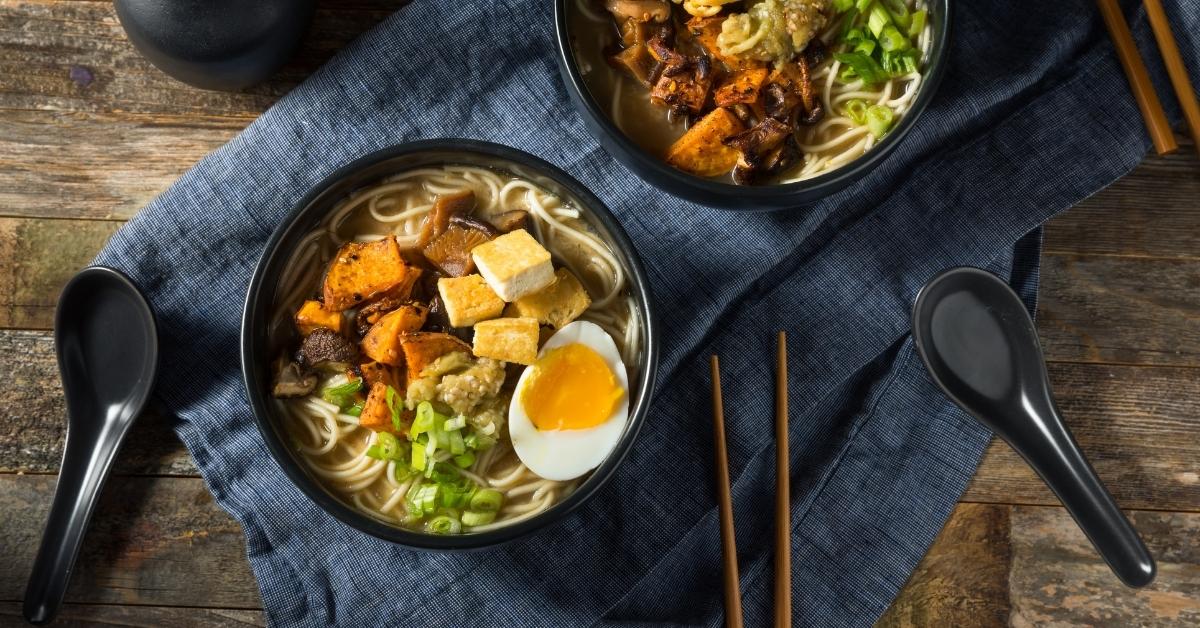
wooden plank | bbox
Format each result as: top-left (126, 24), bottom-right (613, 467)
top-left (0, 474), bottom-right (259, 609)
top-left (877, 503), bottom-right (1011, 628)
top-left (0, 110), bottom-right (243, 220)
top-left (0, 1), bottom-right (394, 117)
top-left (964, 362), bottom-right (1200, 512)
top-left (1008, 506), bottom-right (1200, 626)
top-left (0, 602), bottom-right (265, 627)
top-left (1037, 253), bottom-right (1200, 368)
top-left (882, 504), bottom-right (1200, 627)
top-left (0, 217), bottom-right (121, 327)
top-left (0, 329), bottom-right (197, 475)
top-left (1043, 138), bottom-right (1200, 260)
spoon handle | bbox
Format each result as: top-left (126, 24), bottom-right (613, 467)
top-left (1008, 399), bottom-right (1156, 588)
top-left (24, 422), bottom-right (129, 624)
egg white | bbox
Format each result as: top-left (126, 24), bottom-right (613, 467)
top-left (507, 320), bottom-right (630, 481)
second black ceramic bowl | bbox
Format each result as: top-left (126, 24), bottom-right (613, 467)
top-left (241, 139), bottom-right (659, 549)
top-left (553, 0), bottom-right (952, 211)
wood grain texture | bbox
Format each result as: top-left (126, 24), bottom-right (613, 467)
top-left (0, 217), bottom-right (121, 327)
top-left (965, 361), bottom-right (1200, 512)
top-left (0, 1), bottom-right (395, 117)
top-left (0, 329), bottom-right (196, 475)
top-left (1037, 253), bottom-right (1200, 367)
top-left (1009, 506), bottom-right (1200, 626)
top-left (0, 474), bottom-right (259, 609)
top-left (880, 504), bottom-right (1200, 628)
top-left (0, 602), bottom-right (265, 627)
top-left (0, 111), bottom-right (243, 220)
top-left (877, 503), bottom-right (1011, 628)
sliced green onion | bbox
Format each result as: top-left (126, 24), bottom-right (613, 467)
top-left (882, 49), bottom-right (919, 76)
top-left (832, 0), bottom-right (854, 12)
top-left (419, 484), bottom-right (439, 514)
top-left (834, 52), bottom-right (887, 85)
top-left (908, 9), bottom-right (927, 37)
top-left (425, 514), bottom-right (462, 535)
top-left (866, 104), bottom-right (896, 138)
top-left (345, 402), bottom-right (363, 417)
top-left (410, 401), bottom-right (435, 438)
top-left (320, 378), bottom-right (362, 409)
top-left (470, 489), bottom-right (503, 513)
top-left (394, 464), bottom-right (417, 482)
top-left (453, 452), bottom-right (476, 468)
top-left (448, 429), bottom-right (466, 455)
top-left (878, 24), bottom-right (909, 52)
top-left (411, 439), bottom-right (427, 471)
top-left (365, 432), bottom-right (405, 461)
top-left (853, 38), bottom-right (876, 56)
top-left (443, 416), bottom-right (466, 431)
top-left (844, 99), bottom-right (869, 124)
top-left (881, 0), bottom-right (910, 29)
top-left (867, 3), bottom-right (892, 37)
top-left (461, 510), bottom-right (496, 527)
top-left (385, 385), bottom-right (404, 432)
top-left (855, 0), bottom-right (873, 12)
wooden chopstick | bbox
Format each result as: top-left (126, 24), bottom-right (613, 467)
top-left (1143, 0), bottom-right (1200, 156)
top-left (710, 355), bottom-right (744, 628)
top-left (1095, 0), bottom-right (1178, 155)
top-left (773, 332), bottom-right (791, 628)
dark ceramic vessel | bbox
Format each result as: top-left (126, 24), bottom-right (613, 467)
top-left (241, 139), bottom-right (659, 550)
top-left (115, 0), bottom-right (315, 91)
top-left (552, 0), bottom-right (953, 211)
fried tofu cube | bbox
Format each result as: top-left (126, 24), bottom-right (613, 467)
top-left (714, 68), bottom-right (769, 108)
top-left (322, 236), bottom-right (422, 311)
top-left (359, 382), bottom-right (409, 434)
top-left (361, 304), bottom-right (429, 366)
top-left (470, 229), bottom-right (555, 302)
top-left (506, 268), bottom-right (592, 329)
top-left (398, 332), bottom-right (472, 379)
top-left (665, 107), bottom-right (746, 177)
top-left (437, 275), bottom-right (505, 327)
top-left (472, 318), bottom-right (540, 365)
top-left (295, 300), bottom-right (343, 336)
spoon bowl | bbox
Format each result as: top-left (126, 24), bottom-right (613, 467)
top-left (912, 266), bottom-right (1155, 588)
top-left (23, 266), bottom-right (158, 625)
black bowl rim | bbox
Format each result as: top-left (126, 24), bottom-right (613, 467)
top-left (552, 0), bottom-right (953, 211)
top-left (240, 138), bottom-right (660, 550)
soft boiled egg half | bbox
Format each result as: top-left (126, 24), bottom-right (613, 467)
top-left (508, 320), bottom-right (629, 481)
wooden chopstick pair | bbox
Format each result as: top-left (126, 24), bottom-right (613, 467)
top-left (710, 331), bottom-right (791, 628)
top-left (1095, 0), bottom-right (1200, 156)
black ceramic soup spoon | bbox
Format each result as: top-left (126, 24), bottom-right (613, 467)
top-left (23, 267), bottom-right (158, 625)
top-left (911, 266), bottom-right (1155, 588)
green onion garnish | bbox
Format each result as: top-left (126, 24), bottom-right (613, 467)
top-left (461, 510), bottom-right (496, 527)
top-left (844, 99), bottom-right (869, 124)
top-left (425, 514), bottom-right (462, 535)
top-left (878, 24), bottom-right (909, 52)
top-left (866, 3), bottom-right (891, 37)
top-left (321, 378), bottom-right (362, 409)
top-left (866, 104), bottom-right (896, 138)
top-left (443, 416), bottom-right (466, 431)
top-left (345, 403), bottom-right (363, 417)
top-left (835, 52), bottom-right (887, 85)
top-left (411, 440), bottom-right (427, 471)
top-left (908, 9), bottom-right (927, 36)
top-left (453, 452), bottom-right (476, 468)
top-left (469, 489), bottom-right (503, 513)
top-left (385, 385), bottom-right (404, 432)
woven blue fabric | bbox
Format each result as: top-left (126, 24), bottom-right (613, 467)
top-left (94, 0), bottom-right (1198, 625)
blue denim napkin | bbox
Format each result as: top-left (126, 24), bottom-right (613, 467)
top-left (94, 0), bottom-right (1198, 625)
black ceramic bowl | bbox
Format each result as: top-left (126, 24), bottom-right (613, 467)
top-left (241, 139), bottom-right (659, 549)
top-left (553, 0), bottom-right (952, 211)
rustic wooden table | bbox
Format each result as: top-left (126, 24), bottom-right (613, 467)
top-left (1, 2), bottom-right (1197, 626)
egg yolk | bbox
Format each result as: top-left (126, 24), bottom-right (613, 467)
top-left (520, 343), bottom-right (624, 431)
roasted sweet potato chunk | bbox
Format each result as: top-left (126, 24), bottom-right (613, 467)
top-left (714, 68), bottom-right (769, 108)
top-left (359, 382), bottom-right (411, 434)
top-left (362, 305), bottom-right (429, 366)
top-left (360, 361), bottom-right (400, 390)
top-left (322, 236), bottom-right (421, 311)
top-left (295, 300), bottom-right (343, 336)
top-left (398, 332), bottom-right (472, 379)
top-left (664, 107), bottom-right (746, 177)
top-left (688, 16), bottom-right (764, 71)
